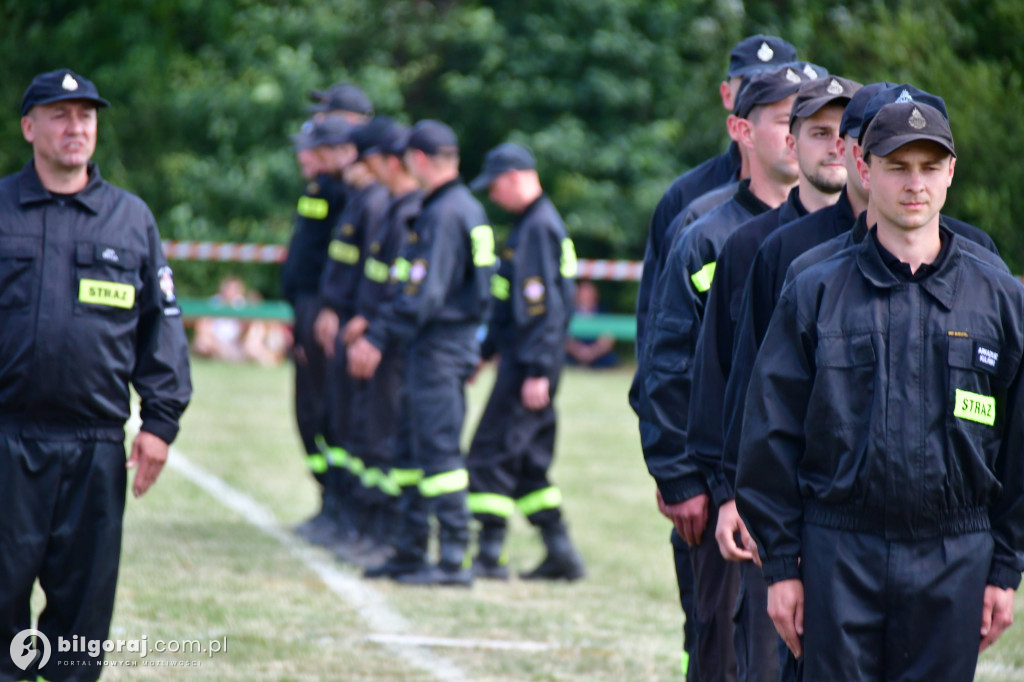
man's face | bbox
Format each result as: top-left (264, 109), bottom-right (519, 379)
top-left (748, 95), bottom-right (799, 185)
top-left (22, 100), bottom-right (97, 173)
top-left (792, 104), bottom-right (846, 194)
top-left (487, 171), bottom-right (518, 212)
top-left (363, 153), bottom-right (389, 184)
top-left (859, 140), bottom-right (955, 231)
top-left (295, 148), bottom-right (320, 179)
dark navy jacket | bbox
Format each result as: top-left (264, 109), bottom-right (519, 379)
top-left (685, 188), bottom-right (809, 503)
top-left (631, 143), bottom-right (741, 411)
top-left (319, 182), bottom-right (390, 317)
top-left (0, 162), bottom-right (191, 443)
top-left (639, 179), bottom-right (770, 503)
top-left (354, 189), bottom-right (422, 333)
top-left (365, 179), bottom-right (494, 351)
top-left (481, 194), bottom-right (576, 378)
top-left (737, 228), bottom-right (1024, 590)
top-left (281, 173), bottom-right (348, 305)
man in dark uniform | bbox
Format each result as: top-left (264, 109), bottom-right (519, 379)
top-left (314, 121), bottom-right (391, 557)
top-left (465, 143), bottom-right (585, 582)
top-left (0, 69), bottom-right (191, 681)
top-left (737, 100), bottom-right (1023, 681)
top-left (348, 120), bottom-right (495, 586)
top-left (641, 64), bottom-right (809, 682)
top-left (684, 76), bottom-right (859, 682)
top-left (632, 35), bottom-right (798, 678)
top-left (283, 116), bottom-right (358, 542)
top-left (336, 118), bottom-right (421, 560)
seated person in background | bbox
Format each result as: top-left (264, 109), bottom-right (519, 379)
top-left (564, 280), bottom-right (618, 368)
top-left (192, 275), bottom-right (291, 365)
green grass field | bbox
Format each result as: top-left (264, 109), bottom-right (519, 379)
top-left (75, 358), bottom-right (1024, 680)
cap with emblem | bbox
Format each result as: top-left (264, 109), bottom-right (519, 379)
top-left (469, 143), bottom-right (537, 191)
top-left (788, 61), bottom-right (830, 80)
top-left (861, 101), bottom-right (955, 158)
top-left (291, 116), bottom-right (355, 150)
top-left (405, 120), bottom-right (459, 155)
top-left (789, 76), bottom-right (862, 130)
top-left (838, 82), bottom-right (894, 140)
top-left (858, 84), bottom-right (948, 144)
top-left (733, 65), bottom-right (810, 119)
top-left (21, 69), bottom-right (110, 116)
top-left (728, 35), bottom-right (799, 78)
top-left (351, 116), bottom-right (401, 159)
top-left (308, 82), bottom-right (374, 116)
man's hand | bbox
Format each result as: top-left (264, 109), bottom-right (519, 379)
top-left (347, 336), bottom-right (382, 379)
top-left (521, 376), bottom-right (551, 411)
top-left (768, 578), bottom-right (804, 659)
top-left (980, 585), bottom-right (1015, 652)
top-left (715, 500), bottom-right (754, 562)
top-left (126, 430), bottom-right (170, 498)
top-left (341, 315), bottom-right (369, 346)
top-left (314, 309), bottom-right (340, 358)
top-left (656, 488), bottom-right (708, 546)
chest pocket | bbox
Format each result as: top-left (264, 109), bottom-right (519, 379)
top-left (0, 241), bottom-right (39, 310)
top-left (947, 335), bottom-right (1002, 432)
top-left (73, 242), bottom-right (143, 316)
top-left (808, 335), bottom-right (876, 431)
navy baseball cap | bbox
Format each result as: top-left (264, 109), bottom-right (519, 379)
top-left (861, 101), bottom-right (955, 158)
top-left (351, 116), bottom-right (401, 159)
top-left (469, 143), bottom-right (537, 191)
top-left (728, 36), bottom-right (799, 78)
top-left (291, 116), bottom-right (355, 150)
top-left (839, 82), bottom-right (894, 139)
top-left (859, 84), bottom-right (948, 145)
top-left (405, 120), bottom-right (459, 155)
top-left (789, 76), bottom-right (862, 130)
top-left (733, 66), bottom-right (809, 119)
top-left (308, 82), bottom-right (373, 116)
top-left (789, 61), bottom-right (830, 80)
top-left (21, 69), bottom-right (110, 116)
top-left (383, 127), bottom-right (411, 157)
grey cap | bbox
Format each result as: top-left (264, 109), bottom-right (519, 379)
top-left (733, 65), bottom-right (810, 119)
top-left (861, 101), bottom-right (955, 158)
top-left (789, 76), bottom-right (862, 130)
top-left (469, 143), bottom-right (537, 191)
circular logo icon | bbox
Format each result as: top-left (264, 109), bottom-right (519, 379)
top-left (10, 629), bottom-right (50, 671)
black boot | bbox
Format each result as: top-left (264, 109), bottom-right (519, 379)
top-left (396, 540), bottom-right (473, 587)
top-left (521, 522), bottom-right (586, 581)
top-left (472, 524), bottom-right (509, 580)
top-left (293, 484), bottom-right (337, 541)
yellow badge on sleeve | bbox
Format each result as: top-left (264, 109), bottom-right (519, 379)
top-left (79, 279), bottom-right (135, 309)
top-left (470, 225), bottom-right (496, 267)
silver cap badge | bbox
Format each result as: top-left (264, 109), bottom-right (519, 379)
top-left (895, 89), bottom-right (914, 104)
top-left (62, 73), bottom-right (79, 91)
top-left (757, 42), bottom-right (774, 62)
top-left (908, 107), bottom-right (927, 130)
top-left (785, 68), bottom-right (802, 84)
top-left (826, 79), bottom-right (844, 95)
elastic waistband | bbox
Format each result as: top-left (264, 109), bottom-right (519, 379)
top-left (0, 415), bottom-right (125, 442)
top-left (804, 500), bottom-right (990, 539)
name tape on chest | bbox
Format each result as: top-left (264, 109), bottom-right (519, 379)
top-left (954, 389), bottom-right (996, 426)
top-left (79, 279), bottom-right (135, 309)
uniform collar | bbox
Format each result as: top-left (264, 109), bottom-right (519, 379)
top-left (856, 224), bottom-right (962, 310)
top-left (778, 186), bottom-right (808, 224)
top-left (519, 192), bottom-right (548, 222)
top-left (834, 188), bottom-right (856, 230)
top-left (422, 177), bottom-right (463, 208)
top-left (19, 160), bottom-right (104, 214)
top-left (734, 178), bottom-right (773, 217)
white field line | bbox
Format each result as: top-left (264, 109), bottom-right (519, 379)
top-left (163, 448), bottom-right (473, 682)
top-left (366, 634), bottom-right (552, 652)
top-left (976, 661), bottom-right (1024, 680)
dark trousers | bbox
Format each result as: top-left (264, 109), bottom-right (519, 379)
top-left (690, 503), bottom-right (740, 682)
top-left (800, 525), bottom-right (992, 682)
top-left (0, 435), bottom-right (127, 682)
top-left (671, 529), bottom-right (699, 682)
top-left (349, 345), bottom-right (405, 511)
top-left (734, 561), bottom-right (780, 682)
top-left (400, 326), bottom-right (477, 559)
top-left (291, 295), bottom-right (329, 467)
top-left (467, 356), bottom-right (562, 529)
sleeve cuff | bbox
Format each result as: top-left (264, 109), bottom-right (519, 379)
top-left (656, 474), bottom-right (709, 505)
top-left (365, 324), bottom-right (388, 352)
top-left (708, 472), bottom-right (735, 508)
top-left (140, 419), bottom-right (178, 446)
top-left (525, 363), bottom-right (547, 378)
top-left (761, 556), bottom-right (801, 585)
top-left (987, 561), bottom-right (1022, 590)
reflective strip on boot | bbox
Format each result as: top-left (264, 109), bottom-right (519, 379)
top-left (390, 468), bottom-right (423, 489)
top-left (315, 433), bottom-right (329, 454)
top-left (681, 650), bottom-right (689, 675)
top-left (326, 446), bottom-right (349, 468)
top-left (418, 469), bottom-right (469, 498)
top-left (361, 467), bottom-right (383, 489)
top-left (347, 455), bottom-right (366, 475)
top-left (378, 470), bottom-right (401, 497)
top-left (467, 493), bottom-right (515, 518)
top-left (517, 486), bottom-right (563, 517)
top-left (306, 452), bottom-right (328, 474)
